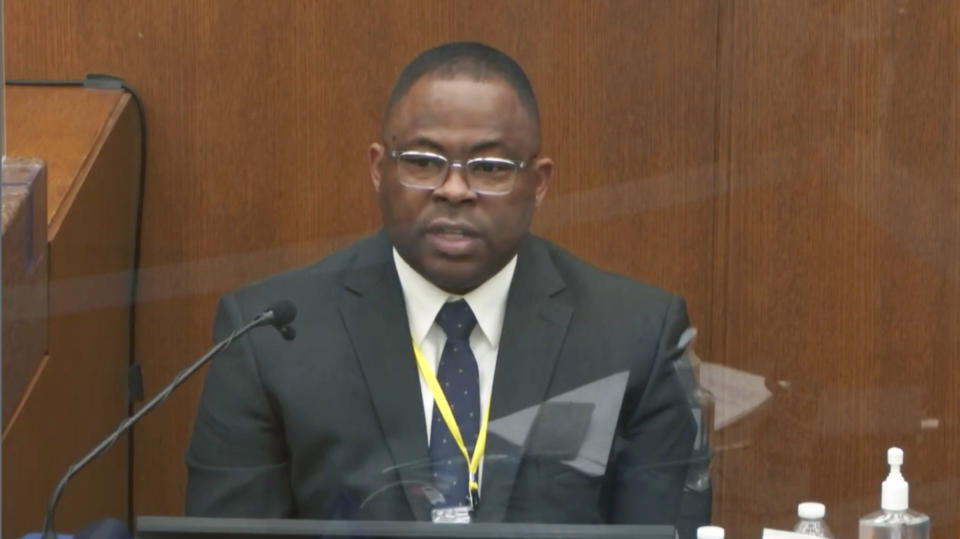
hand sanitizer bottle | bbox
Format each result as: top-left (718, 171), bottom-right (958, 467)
top-left (858, 447), bottom-right (930, 539)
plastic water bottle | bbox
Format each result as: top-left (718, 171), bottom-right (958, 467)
top-left (793, 502), bottom-right (834, 538)
top-left (697, 526), bottom-right (724, 539)
top-left (858, 448), bottom-right (930, 539)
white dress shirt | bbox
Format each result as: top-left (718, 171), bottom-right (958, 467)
top-left (392, 248), bottom-right (516, 448)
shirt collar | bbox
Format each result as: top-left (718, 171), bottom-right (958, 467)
top-left (393, 248), bottom-right (517, 348)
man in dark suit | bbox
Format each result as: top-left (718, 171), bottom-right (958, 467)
top-left (186, 42), bottom-right (696, 527)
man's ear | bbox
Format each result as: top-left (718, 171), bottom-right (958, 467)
top-left (532, 156), bottom-right (553, 206)
top-left (368, 142), bottom-right (386, 192)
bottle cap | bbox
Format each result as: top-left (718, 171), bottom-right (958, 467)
top-left (797, 502), bottom-right (826, 519)
top-left (697, 526), bottom-right (725, 539)
top-left (881, 447), bottom-right (909, 511)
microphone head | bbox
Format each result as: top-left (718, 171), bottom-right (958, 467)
top-left (267, 300), bottom-right (297, 327)
top-left (278, 325), bottom-right (297, 341)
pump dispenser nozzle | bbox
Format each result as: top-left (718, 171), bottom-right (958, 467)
top-left (881, 447), bottom-right (908, 511)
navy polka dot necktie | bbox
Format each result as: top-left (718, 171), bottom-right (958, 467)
top-left (429, 299), bottom-right (480, 508)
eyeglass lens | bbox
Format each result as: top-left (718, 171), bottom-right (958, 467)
top-left (395, 153), bottom-right (518, 194)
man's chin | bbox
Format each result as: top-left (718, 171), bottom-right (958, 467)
top-left (419, 259), bottom-right (487, 295)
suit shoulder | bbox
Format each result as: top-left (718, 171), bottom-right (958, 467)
top-left (532, 236), bottom-right (682, 311)
top-left (224, 232), bottom-right (381, 310)
top-left (529, 236), bottom-right (690, 353)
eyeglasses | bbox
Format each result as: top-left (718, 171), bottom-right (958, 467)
top-left (388, 150), bottom-right (529, 196)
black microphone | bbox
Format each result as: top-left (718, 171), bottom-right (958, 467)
top-left (263, 299), bottom-right (297, 341)
top-left (40, 300), bottom-right (298, 539)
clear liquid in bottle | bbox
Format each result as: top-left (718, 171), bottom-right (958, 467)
top-left (859, 509), bottom-right (930, 539)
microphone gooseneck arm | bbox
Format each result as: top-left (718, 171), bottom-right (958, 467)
top-left (41, 304), bottom-right (293, 539)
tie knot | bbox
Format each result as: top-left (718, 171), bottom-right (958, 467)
top-left (436, 300), bottom-right (477, 341)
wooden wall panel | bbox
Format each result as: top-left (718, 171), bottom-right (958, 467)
top-left (9, 1), bottom-right (959, 536)
top-left (2, 89), bottom-right (140, 538)
top-left (714, 2), bottom-right (960, 538)
top-left (3, 0), bottom-right (719, 525)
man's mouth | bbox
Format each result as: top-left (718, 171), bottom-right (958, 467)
top-left (424, 221), bottom-right (481, 256)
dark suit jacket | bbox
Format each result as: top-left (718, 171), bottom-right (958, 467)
top-left (185, 231), bottom-right (695, 525)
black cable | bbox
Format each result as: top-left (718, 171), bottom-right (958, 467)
top-left (6, 75), bottom-right (147, 534)
top-left (116, 79), bottom-right (147, 534)
top-left (5, 79), bottom-right (83, 87)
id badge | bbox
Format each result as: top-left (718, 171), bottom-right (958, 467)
top-left (431, 506), bottom-right (472, 524)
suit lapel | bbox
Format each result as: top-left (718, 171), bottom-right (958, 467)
top-left (340, 234), bottom-right (433, 521)
top-left (476, 237), bottom-right (573, 521)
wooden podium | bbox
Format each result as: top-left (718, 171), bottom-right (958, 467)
top-left (2, 86), bottom-right (141, 538)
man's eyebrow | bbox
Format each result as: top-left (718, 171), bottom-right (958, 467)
top-left (403, 137), bottom-right (445, 153)
top-left (400, 137), bottom-right (507, 155)
top-left (469, 140), bottom-right (504, 154)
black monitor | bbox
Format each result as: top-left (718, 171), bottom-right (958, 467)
top-left (136, 517), bottom-right (677, 539)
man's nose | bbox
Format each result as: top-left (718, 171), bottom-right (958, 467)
top-left (432, 164), bottom-right (477, 202)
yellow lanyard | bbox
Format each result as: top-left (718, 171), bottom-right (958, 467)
top-left (412, 338), bottom-right (490, 505)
